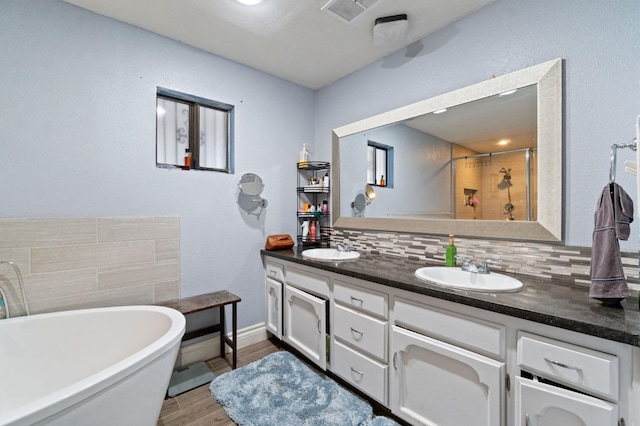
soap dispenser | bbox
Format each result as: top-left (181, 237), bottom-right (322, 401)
top-left (445, 234), bottom-right (457, 267)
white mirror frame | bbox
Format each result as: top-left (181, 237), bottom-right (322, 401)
top-left (332, 58), bottom-right (563, 241)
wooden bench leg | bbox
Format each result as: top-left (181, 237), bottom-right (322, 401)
top-left (219, 305), bottom-right (226, 360)
top-left (232, 301), bottom-right (237, 369)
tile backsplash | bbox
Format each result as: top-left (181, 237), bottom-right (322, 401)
top-left (0, 217), bottom-right (180, 317)
top-left (334, 228), bottom-right (640, 291)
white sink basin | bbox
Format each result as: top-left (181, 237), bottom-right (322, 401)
top-left (302, 248), bottom-right (360, 262)
top-left (415, 266), bottom-right (523, 292)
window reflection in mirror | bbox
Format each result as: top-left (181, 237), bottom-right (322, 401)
top-left (367, 141), bottom-right (393, 187)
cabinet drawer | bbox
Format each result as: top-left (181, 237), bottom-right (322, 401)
top-left (334, 278), bottom-right (387, 318)
top-left (265, 261), bottom-right (284, 283)
top-left (286, 266), bottom-right (330, 297)
top-left (334, 304), bottom-right (387, 360)
top-left (332, 340), bottom-right (387, 405)
top-left (394, 297), bottom-right (505, 359)
top-left (515, 377), bottom-right (618, 425)
top-left (517, 332), bottom-right (618, 400)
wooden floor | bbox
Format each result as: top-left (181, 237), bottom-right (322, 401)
top-left (157, 338), bottom-right (284, 426)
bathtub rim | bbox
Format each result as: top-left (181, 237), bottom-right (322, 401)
top-left (1, 305), bottom-right (186, 426)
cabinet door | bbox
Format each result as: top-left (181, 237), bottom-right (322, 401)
top-left (515, 377), bottom-right (618, 426)
top-left (391, 326), bottom-right (504, 426)
top-left (265, 278), bottom-right (282, 339)
top-left (284, 284), bottom-right (327, 370)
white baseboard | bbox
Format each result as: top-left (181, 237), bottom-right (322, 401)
top-left (176, 322), bottom-right (267, 366)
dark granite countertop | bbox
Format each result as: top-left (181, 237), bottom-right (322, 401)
top-left (262, 248), bottom-right (640, 347)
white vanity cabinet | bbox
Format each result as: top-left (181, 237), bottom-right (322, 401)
top-left (515, 332), bottom-right (619, 425)
top-left (283, 265), bottom-right (330, 370)
top-left (262, 255), bottom-right (639, 426)
top-left (391, 297), bottom-right (506, 426)
top-left (331, 277), bottom-right (389, 404)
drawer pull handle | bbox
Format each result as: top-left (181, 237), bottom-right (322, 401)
top-left (350, 366), bottom-right (364, 376)
top-left (393, 352), bottom-right (398, 370)
top-left (318, 320), bottom-right (322, 334)
top-left (350, 296), bottom-right (364, 304)
top-left (544, 357), bottom-right (582, 372)
top-left (350, 327), bottom-right (364, 336)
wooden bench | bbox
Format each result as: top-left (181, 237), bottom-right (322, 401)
top-left (158, 290), bottom-right (241, 369)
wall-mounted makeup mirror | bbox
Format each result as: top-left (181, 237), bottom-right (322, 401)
top-left (351, 184), bottom-right (377, 217)
top-left (332, 58), bottom-right (562, 241)
top-left (238, 173), bottom-right (268, 217)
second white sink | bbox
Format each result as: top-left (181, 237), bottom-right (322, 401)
top-left (415, 266), bottom-right (523, 292)
top-left (302, 248), bottom-right (360, 261)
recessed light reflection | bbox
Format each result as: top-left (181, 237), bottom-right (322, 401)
top-left (433, 108), bottom-right (447, 114)
top-left (498, 89), bottom-right (517, 97)
top-left (237, 0), bottom-right (262, 4)
top-left (498, 139), bottom-right (510, 146)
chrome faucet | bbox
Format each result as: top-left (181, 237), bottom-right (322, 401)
top-left (459, 257), bottom-right (497, 274)
top-left (335, 242), bottom-right (352, 252)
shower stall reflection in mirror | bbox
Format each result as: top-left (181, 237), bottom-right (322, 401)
top-left (452, 148), bottom-right (536, 221)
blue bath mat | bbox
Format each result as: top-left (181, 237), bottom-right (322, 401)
top-left (209, 351), bottom-right (399, 425)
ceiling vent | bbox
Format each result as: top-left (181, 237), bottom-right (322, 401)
top-left (322, 0), bottom-right (381, 23)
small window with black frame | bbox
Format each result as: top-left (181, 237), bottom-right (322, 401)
top-left (156, 88), bottom-right (234, 173)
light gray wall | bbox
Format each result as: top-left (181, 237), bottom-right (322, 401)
top-left (0, 0), bottom-right (315, 328)
top-left (316, 0), bottom-right (640, 248)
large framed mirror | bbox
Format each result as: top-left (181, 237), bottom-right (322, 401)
top-left (332, 58), bottom-right (562, 241)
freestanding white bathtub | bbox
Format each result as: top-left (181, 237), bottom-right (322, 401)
top-left (0, 305), bottom-right (185, 426)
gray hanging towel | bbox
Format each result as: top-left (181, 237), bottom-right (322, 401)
top-left (589, 182), bottom-right (634, 304)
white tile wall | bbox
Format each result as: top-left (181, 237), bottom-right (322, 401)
top-left (0, 217), bottom-right (180, 317)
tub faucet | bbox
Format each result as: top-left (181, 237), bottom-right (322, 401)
top-left (0, 260), bottom-right (30, 317)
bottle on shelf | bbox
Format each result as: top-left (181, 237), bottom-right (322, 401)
top-left (299, 143), bottom-right (310, 166)
top-left (380, 175), bottom-right (385, 186)
top-left (183, 149), bottom-right (191, 170)
top-left (310, 220), bottom-right (317, 241)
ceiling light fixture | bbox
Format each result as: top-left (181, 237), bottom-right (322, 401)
top-left (373, 14), bottom-right (409, 46)
top-left (237, 0), bottom-right (262, 5)
top-left (498, 139), bottom-right (510, 146)
top-left (433, 108), bottom-right (448, 114)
